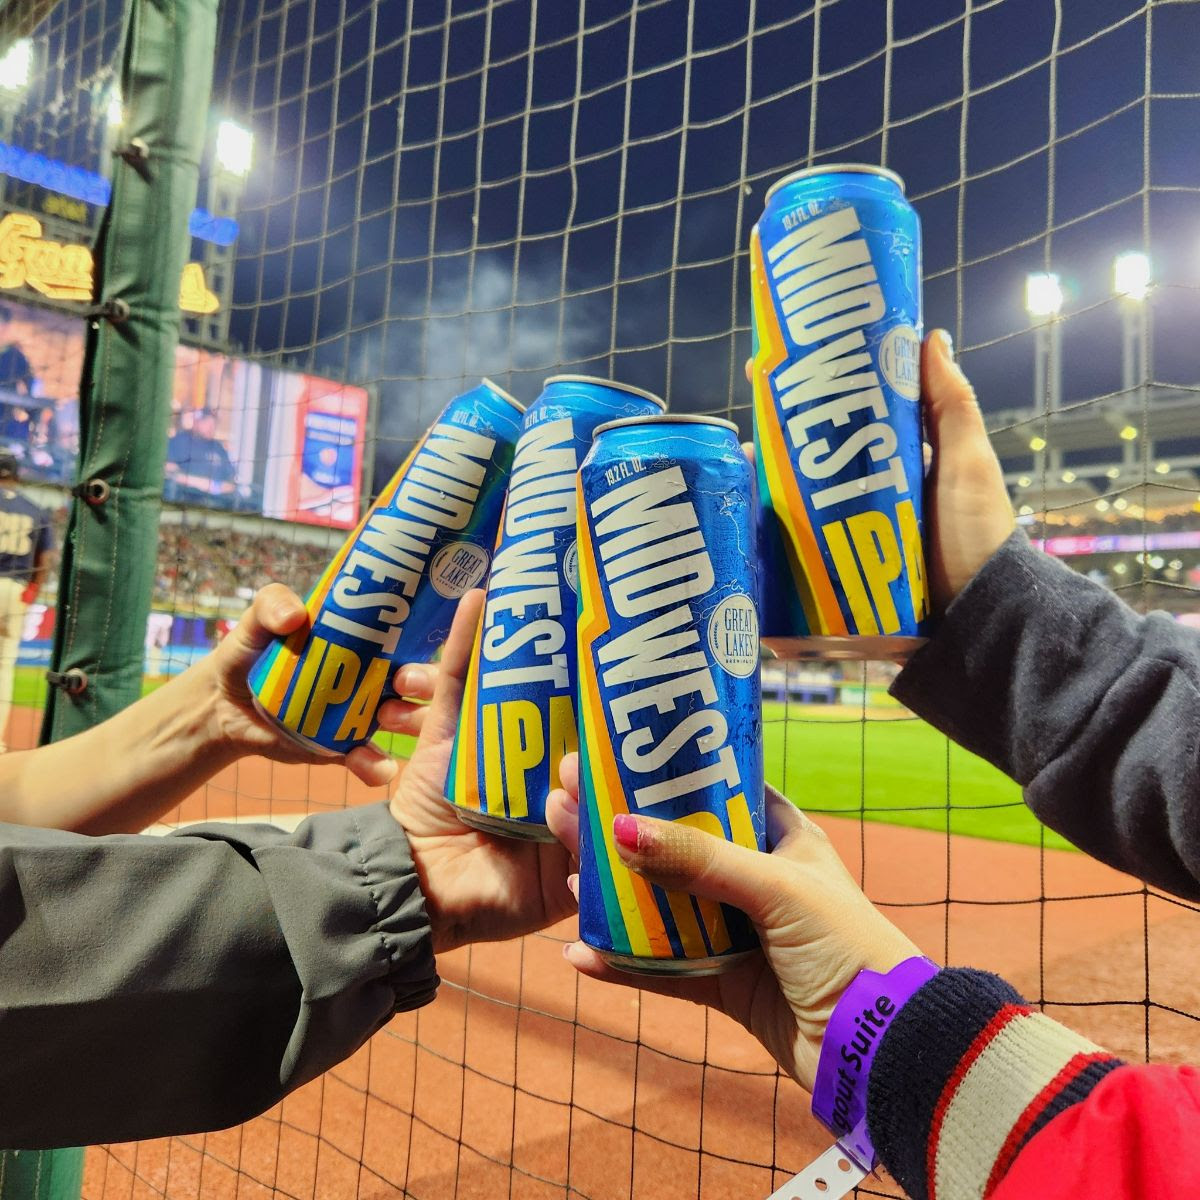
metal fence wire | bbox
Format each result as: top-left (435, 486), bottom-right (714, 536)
top-left (5, 1), bottom-right (1200, 1197)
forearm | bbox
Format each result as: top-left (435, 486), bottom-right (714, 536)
top-left (0, 802), bottom-right (438, 1148)
top-left (0, 658), bottom-right (237, 833)
top-left (893, 532), bottom-right (1200, 898)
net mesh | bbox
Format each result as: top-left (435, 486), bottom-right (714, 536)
top-left (4, 1), bottom-right (1200, 1198)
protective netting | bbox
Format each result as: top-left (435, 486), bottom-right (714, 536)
top-left (4, 1), bottom-right (1199, 1198)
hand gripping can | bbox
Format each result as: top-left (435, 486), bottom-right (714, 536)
top-left (576, 414), bottom-right (765, 976)
top-left (750, 164), bottom-right (930, 660)
top-left (447, 376), bottom-right (664, 841)
top-left (248, 380), bottom-right (524, 755)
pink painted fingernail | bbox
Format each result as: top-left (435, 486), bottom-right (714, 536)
top-left (613, 814), bottom-right (639, 852)
top-left (566, 873), bottom-right (579, 902)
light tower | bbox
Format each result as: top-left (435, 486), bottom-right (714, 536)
top-left (1024, 271), bottom-right (1064, 481)
top-left (196, 118), bottom-right (252, 347)
top-left (1113, 252), bottom-right (1151, 474)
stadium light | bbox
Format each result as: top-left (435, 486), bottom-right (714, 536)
top-left (106, 91), bottom-right (123, 128)
top-left (1025, 272), bottom-right (1063, 319)
top-left (1155, 461), bottom-right (1170, 475)
top-left (1113, 497), bottom-right (1130, 511)
top-left (215, 119), bottom-right (253, 176)
top-left (1113, 252), bottom-right (1151, 302)
top-left (0, 39), bottom-right (32, 92)
top-left (1119, 425), bottom-right (1139, 441)
top-left (1061, 470), bottom-right (1076, 483)
top-left (1017, 475), bottom-right (1032, 488)
top-left (1029, 435), bottom-right (1046, 452)
top-left (1106, 466), bottom-right (1121, 479)
top-left (1018, 505), bottom-right (1034, 516)
top-left (1095, 499), bottom-right (1110, 512)
top-left (1113, 562), bottom-right (1128, 575)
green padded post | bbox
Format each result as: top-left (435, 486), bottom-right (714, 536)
top-left (0, 1), bottom-right (218, 1196)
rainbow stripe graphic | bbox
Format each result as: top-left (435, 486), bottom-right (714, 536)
top-left (249, 439), bottom-right (421, 725)
top-left (446, 498), bottom-right (503, 814)
top-left (750, 228), bottom-right (848, 638)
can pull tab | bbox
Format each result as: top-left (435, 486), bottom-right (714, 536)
top-left (765, 1144), bottom-right (868, 1200)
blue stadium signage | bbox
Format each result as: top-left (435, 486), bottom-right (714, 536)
top-left (0, 141), bottom-right (239, 246)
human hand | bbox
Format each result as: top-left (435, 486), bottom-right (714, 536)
top-left (201, 584), bottom-right (435, 786)
top-left (383, 590), bottom-right (576, 953)
top-left (546, 760), bottom-right (918, 1091)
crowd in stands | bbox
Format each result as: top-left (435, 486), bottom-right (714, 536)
top-left (31, 495), bottom-right (1197, 619)
top-left (47, 506), bottom-right (331, 609)
top-left (152, 523), bottom-right (330, 605)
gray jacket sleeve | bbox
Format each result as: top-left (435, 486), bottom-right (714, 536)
top-left (891, 531), bottom-right (1200, 901)
top-left (0, 800), bottom-right (438, 1149)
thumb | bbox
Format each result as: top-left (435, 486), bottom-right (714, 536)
top-left (921, 330), bottom-right (989, 451)
top-left (229, 584), bottom-right (308, 657)
top-left (612, 812), bottom-right (785, 927)
top-left (414, 588), bottom-right (485, 746)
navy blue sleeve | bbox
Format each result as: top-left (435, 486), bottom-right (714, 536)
top-left (892, 531), bottom-right (1200, 899)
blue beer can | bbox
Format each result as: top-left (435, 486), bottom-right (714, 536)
top-left (448, 375), bottom-right (664, 841)
top-left (576, 413), bottom-right (765, 975)
top-left (750, 164), bottom-right (930, 660)
top-left (249, 379), bottom-right (524, 755)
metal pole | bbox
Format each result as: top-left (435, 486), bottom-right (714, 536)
top-left (1032, 324), bottom-right (1048, 479)
top-left (1047, 319), bottom-right (1063, 475)
top-left (1048, 318), bottom-right (1063, 413)
top-left (1121, 301), bottom-right (1137, 396)
top-left (1121, 300), bottom-right (1145, 471)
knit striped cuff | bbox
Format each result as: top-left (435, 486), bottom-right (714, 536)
top-left (866, 968), bottom-right (1123, 1200)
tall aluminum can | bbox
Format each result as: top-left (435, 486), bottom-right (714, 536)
top-left (750, 164), bottom-right (930, 660)
top-left (576, 413), bottom-right (765, 976)
top-left (249, 380), bottom-right (524, 755)
top-left (448, 376), bottom-right (664, 841)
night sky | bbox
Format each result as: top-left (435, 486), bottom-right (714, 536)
top-left (28, 0), bottom-right (1200, 488)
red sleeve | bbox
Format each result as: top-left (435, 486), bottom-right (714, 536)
top-left (993, 1064), bottom-right (1200, 1200)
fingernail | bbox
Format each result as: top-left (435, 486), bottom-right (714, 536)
top-left (613, 813), bottom-right (639, 852)
top-left (567, 873), bottom-right (579, 902)
top-left (561, 791), bottom-right (579, 816)
top-left (936, 329), bottom-right (955, 360)
top-left (270, 602), bottom-right (300, 625)
top-left (394, 666), bottom-right (429, 695)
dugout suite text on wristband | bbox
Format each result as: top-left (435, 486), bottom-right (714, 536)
top-left (811, 955), bottom-right (940, 1171)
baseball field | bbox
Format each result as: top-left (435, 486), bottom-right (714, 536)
top-left (10, 667), bottom-right (1064, 851)
top-left (4, 683), bottom-right (1187, 1200)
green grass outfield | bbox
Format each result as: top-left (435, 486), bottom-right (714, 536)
top-left (759, 702), bottom-right (1073, 851)
top-left (14, 667), bottom-right (1070, 851)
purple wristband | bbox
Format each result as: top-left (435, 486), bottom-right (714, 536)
top-left (811, 956), bottom-right (939, 1171)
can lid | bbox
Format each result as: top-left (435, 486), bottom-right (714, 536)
top-left (764, 163), bottom-right (906, 203)
top-left (479, 377), bottom-right (526, 412)
top-left (593, 412), bottom-right (741, 438)
top-left (543, 374), bottom-right (666, 410)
